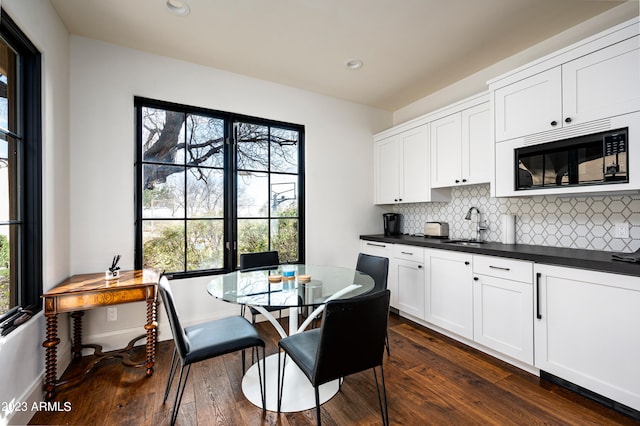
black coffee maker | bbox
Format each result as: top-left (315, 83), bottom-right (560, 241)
top-left (383, 213), bottom-right (401, 236)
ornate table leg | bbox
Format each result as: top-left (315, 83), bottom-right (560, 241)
top-left (71, 311), bottom-right (84, 360)
top-left (144, 299), bottom-right (158, 376)
top-left (43, 313), bottom-right (61, 401)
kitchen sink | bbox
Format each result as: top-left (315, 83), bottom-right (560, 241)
top-left (442, 239), bottom-right (486, 246)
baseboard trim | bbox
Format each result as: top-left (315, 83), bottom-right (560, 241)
top-left (540, 371), bottom-right (640, 421)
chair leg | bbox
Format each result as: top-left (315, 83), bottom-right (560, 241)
top-left (314, 387), bottom-right (322, 426)
top-left (373, 365), bottom-right (389, 426)
top-left (170, 364), bottom-right (191, 426)
top-left (251, 312), bottom-right (257, 364)
top-left (385, 330), bottom-right (390, 356)
top-left (257, 345), bottom-right (266, 411)
top-left (163, 347), bottom-right (179, 404)
top-left (277, 350), bottom-right (287, 413)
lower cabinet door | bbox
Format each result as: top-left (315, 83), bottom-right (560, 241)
top-left (473, 274), bottom-right (533, 364)
top-left (396, 258), bottom-right (424, 319)
top-left (535, 264), bottom-right (640, 412)
top-left (425, 249), bottom-right (473, 339)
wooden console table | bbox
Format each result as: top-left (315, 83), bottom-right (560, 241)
top-left (42, 269), bottom-right (159, 400)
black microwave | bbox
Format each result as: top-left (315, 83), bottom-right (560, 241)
top-left (515, 128), bottom-right (628, 190)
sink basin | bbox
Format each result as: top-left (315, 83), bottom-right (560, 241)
top-left (442, 239), bottom-right (485, 245)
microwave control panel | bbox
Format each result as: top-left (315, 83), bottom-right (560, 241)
top-left (603, 131), bottom-right (627, 180)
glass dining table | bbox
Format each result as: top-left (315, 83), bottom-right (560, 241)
top-left (207, 264), bottom-right (374, 412)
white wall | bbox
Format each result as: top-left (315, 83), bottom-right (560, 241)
top-left (393, 2), bottom-right (640, 125)
top-left (68, 36), bottom-right (391, 348)
top-left (0, 1), bottom-right (70, 425)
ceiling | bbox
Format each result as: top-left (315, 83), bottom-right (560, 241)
top-left (49, 0), bottom-right (629, 111)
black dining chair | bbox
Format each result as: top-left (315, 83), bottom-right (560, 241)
top-left (277, 289), bottom-right (391, 426)
top-left (356, 253), bottom-right (391, 355)
top-left (158, 276), bottom-right (266, 426)
top-left (239, 251), bottom-right (283, 324)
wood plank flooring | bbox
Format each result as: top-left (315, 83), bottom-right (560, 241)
top-left (29, 313), bottom-right (639, 425)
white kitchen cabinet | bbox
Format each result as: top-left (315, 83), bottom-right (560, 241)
top-left (360, 240), bottom-right (397, 309)
top-left (563, 36), bottom-right (640, 127)
top-left (472, 255), bottom-right (534, 364)
top-left (534, 264), bottom-right (640, 412)
top-left (493, 35), bottom-right (640, 143)
top-left (374, 124), bottom-right (450, 204)
top-left (374, 136), bottom-right (400, 204)
top-left (393, 245), bottom-right (424, 318)
top-left (424, 249), bottom-right (473, 339)
top-left (462, 102), bottom-right (492, 186)
top-left (431, 98), bottom-right (490, 188)
top-left (493, 68), bottom-right (561, 142)
top-left (430, 113), bottom-right (462, 187)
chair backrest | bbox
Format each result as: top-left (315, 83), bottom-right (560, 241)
top-left (356, 253), bottom-right (389, 292)
top-left (239, 250), bottom-right (280, 271)
top-left (312, 290), bottom-right (390, 386)
top-left (158, 276), bottom-right (190, 360)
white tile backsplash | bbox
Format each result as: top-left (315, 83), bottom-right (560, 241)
top-left (394, 184), bottom-right (640, 252)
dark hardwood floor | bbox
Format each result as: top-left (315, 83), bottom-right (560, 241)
top-left (30, 313), bottom-right (639, 425)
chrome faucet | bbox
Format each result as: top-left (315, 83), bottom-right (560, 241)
top-left (465, 207), bottom-right (487, 242)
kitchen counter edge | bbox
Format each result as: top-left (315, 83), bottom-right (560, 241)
top-left (360, 234), bottom-right (640, 277)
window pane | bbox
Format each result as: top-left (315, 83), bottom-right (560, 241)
top-left (142, 164), bottom-right (185, 218)
top-left (0, 225), bottom-right (13, 315)
top-left (271, 219), bottom-right (298, 263)
top-left (237, 123), bottom-right (269, 171)
top-left (0, 39), bottom-right (16, 134)
top-left (186, 114), bottom-right (224, 168)
top-left (187, 167), bottom-right (224, 218)
top-left (270, 174), bottom-right (298, 217)
top-left (142, 107), bottom-right (185, 164)
top-left (187, 219), bottom-right (224, 270)
top-left (0, 135), bottom-right (17, 221)
top-left (237, 219), bottom-right (269, 261)
top-left (271, 128), bottom-right (298, 173)
top-left (142, 220), bottom-right (185, 273)
top-left (237, 171), bottom-right (268, 217)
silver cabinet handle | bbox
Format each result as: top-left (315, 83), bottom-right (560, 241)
top-left (401, 251), bottom-right (414, 255)
top-left (366, 243), bottom-right (386, 248)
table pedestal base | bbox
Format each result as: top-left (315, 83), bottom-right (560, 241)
top-left (242, 353), bottom-right (339, 412)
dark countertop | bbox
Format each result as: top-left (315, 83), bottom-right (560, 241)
top-left (360, 234), bottom-right (640, 277)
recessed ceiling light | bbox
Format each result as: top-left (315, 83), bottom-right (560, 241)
top-left (165, 0), bottom-right (190, 16)
top-left (345, 59), bottom-right (363, 70)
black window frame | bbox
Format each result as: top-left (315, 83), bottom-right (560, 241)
top-left (0, 11), bottom-right (43, 329)
top-left (134, 97), bottom-right (305, 278)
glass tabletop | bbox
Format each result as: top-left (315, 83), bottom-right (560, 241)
top-left (207, 264), bottom-right (375, 308)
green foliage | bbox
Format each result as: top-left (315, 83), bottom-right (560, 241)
top-left (0, 235), bottom-right (9, 314)
top-left (143, 224), bottom-right (185, 272)
top-left (272, 218), bottom-right (298, 263)
top-left (143, 208), bottom-right (299, 273)
top-left (238, 220), bottom-right (269, 256)
top-left (0, 235), bottom-right (9, 268)
top-left (186, 220), bottom-right (224, 270)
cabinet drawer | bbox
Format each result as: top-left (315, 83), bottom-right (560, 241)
top-left (361, 240), bottom-right (393, 257)
top-left (473, 255), bottom-right (533, 284)
top-left (393, 244), bottom-right (424, 262)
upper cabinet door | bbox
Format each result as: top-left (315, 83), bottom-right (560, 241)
top-left (494, 67), bottom-right (562, 142)
top-left (430, 113), bottom-right (462, 188)
top-left (563, 36), bottom-right (640, 126)
top-left (462, 102), bottom-right (491, 185)
top-left (400, 124), bottom-right (430, 203)
top-left (374, 135), bottom-right (400, 204)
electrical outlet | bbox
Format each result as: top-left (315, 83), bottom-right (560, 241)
top-left (107, 307), bottom-right (117, 322)
top-left (614, 223), bottom-right (629, 239)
